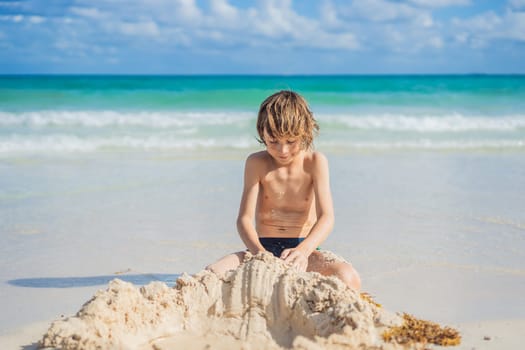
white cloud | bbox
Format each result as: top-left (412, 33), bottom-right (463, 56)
top-left (498, 10), bottom-right (525, 41)
top-left (248, 0), bottom-right (299, 38)
top-left (53, 0), bottom-right (362, 51)
top-left (6, 0), bottom-right (524, 73)
top-left (508, 0), bottom-right (525, 9)
top-left (415, 12), bottom-right (434, 27)
top-left (320, 0), bottom-right (342, 28)
top-left (173, 0), bottom-right (202, 24)
top-left (428, 36), bottom-right (444, 48)
top-left (451, 9), bottom-right (525, 46)
top-left (328, 0), bottom-right (444, 53)
top-left (1, 14), bottom-right (23, 22)
top-left (454, 32), bottom-right (468, 43)
top-left (316, 32), bottom-right (359, 49)
top-left (106, 57), bottom-right (119, 64)
top-left (0, 14), bottom-right (45, 24)
top-left (70, 7), bottom-right (107, 19)
top-left (207, 0), bottom-right (360, 50)
top-left (452, 11), bottom-right (501, 31)
top-left (117, 20), bottom-right (160, 37)
top-left (0, 1), bottom-right (22, 7)
top-left (342, 0), bottom-right (424, 22)
top-left (408, 0), bottom-right (470, 7)
top-left (28, 15), bottom-right (45, 24)
top-left (209, 0), bottom-right (238, 22)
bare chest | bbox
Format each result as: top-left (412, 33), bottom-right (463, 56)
top-left (259, 169), bottom-right (313, 209)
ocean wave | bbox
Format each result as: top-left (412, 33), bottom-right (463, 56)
top-left (319, 113), bottom-right (525, 132)
top-left (318, 139), bottom-right (525, 151)
top-left (1, 110), bottom-right (524, 154)
top-left (0, 135), bottom-right (257, 153)
top-left (0, 135), bottom-right (523, 154)
top-left (1, 111), bottom-right (525, 133)
top-left (0, 110), bottom-right (254, 128)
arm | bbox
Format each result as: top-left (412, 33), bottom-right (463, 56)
top-left (282, 152), bottom-right (335, 269)
top-left (236, 154), bottom-right (266, 254)
top-left (299, 152), bottom-right (335, 253)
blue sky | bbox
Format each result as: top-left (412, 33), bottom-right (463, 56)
top-left (1, 0), bottom-right (524, 74)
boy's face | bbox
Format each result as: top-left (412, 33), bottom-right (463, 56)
top-left (263, 129), bottom-right (303, 165)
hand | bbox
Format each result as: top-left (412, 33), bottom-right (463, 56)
top-left (280, 248), bottom-right (309, 272)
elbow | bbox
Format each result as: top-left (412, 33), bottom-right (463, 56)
top-left (328, 214), bottom-right (335, 232)
top-left (323, 212), bottom-right (335, 232)
top-left (236, 217), bottom-right (243, 231)
top-left (315, 211), bottom-right (334, 233)
top-left (236, 215), bottom-right (250, 232)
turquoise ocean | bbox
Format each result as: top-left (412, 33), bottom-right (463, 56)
top-left (1, 75), bottom-right (525, 334)
top-left (1, 75), bottom-right (524, 154)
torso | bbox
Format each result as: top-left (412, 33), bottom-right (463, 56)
top-left (255, 151), bottom-right (317, 237)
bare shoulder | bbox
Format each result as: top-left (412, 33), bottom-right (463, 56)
top-left (245, 151), bottom-right (272, 174)
top-left (304, 151), bottom-right (329, 172)
top-left (246, 150), bottom-right (271, 165)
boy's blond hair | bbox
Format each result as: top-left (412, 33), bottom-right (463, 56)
top-left (257, 90), bottom-right (319, 149)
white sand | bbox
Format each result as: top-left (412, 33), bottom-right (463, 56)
top-left (3, 317), bottom-right (523, 349)
top-left (39, 253), bottom-right (408, 350)
top-left (1, 253), bottom-right (523, 349)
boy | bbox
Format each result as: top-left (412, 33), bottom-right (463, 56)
top-left (206, 90), bottom-right (361, 290)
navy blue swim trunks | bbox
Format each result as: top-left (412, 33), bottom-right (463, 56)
top-left (259, 237), bottom-right (305, 257)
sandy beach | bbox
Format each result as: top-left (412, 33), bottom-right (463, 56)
top-left (1, 249), bottom-right (523, 350)
top-left (2, 0), bottom-right (525, 343)
top-left (1, 151), bottom-right (524, 349)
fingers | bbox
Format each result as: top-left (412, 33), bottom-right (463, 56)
top-left (282, 249), bottom-right (299, 263)
top-left (281, 249), bottom-right (308, 272)
top-left (280, 248), bottom-right (291, 260)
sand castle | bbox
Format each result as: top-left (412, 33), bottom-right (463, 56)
top-left (40, 253), bottom-right (459, 350)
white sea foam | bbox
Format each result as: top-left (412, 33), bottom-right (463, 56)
top-left (318, 139), bottom-right (525, 151)
top-left (0, 110), bottom-right (254, 128)
top-left (0, 134), bottom-right (523, 154)
top-left (1, 111), bottom-right (525, 132)
top-left (0, 135), bottom-right (257, 154)
top-left (1, 110), bottom-right (524, 154)
top-left (319, 113), bottom-right (525, 132)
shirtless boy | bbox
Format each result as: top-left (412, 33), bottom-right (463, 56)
top-left (207, 90), bottom-right (361, 290)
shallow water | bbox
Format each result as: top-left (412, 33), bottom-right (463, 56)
top-left (1, 75), bottom-right (525, 154)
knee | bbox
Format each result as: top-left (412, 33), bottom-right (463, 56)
top-left (205, 260), bottom-right (231, 277)
top-left (335, 263), bottom-right (361, 291)
top-left (205, 252), bottom-right (244, 277)
top-left (205, 262), bottom-right (221, 275)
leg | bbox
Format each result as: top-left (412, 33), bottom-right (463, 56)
top-left (307, 251), bottom-right (362, 291)
top-left (205, 251), bottom-right (246, 277)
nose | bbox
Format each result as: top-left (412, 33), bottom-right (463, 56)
top-left (278, 143), bottom-right (289, 154)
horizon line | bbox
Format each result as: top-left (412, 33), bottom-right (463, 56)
top-left (1, 73), bottom-right (525, 77)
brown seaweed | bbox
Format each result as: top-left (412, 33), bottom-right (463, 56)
top-left (382, 313), bottom-right (461, 346)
